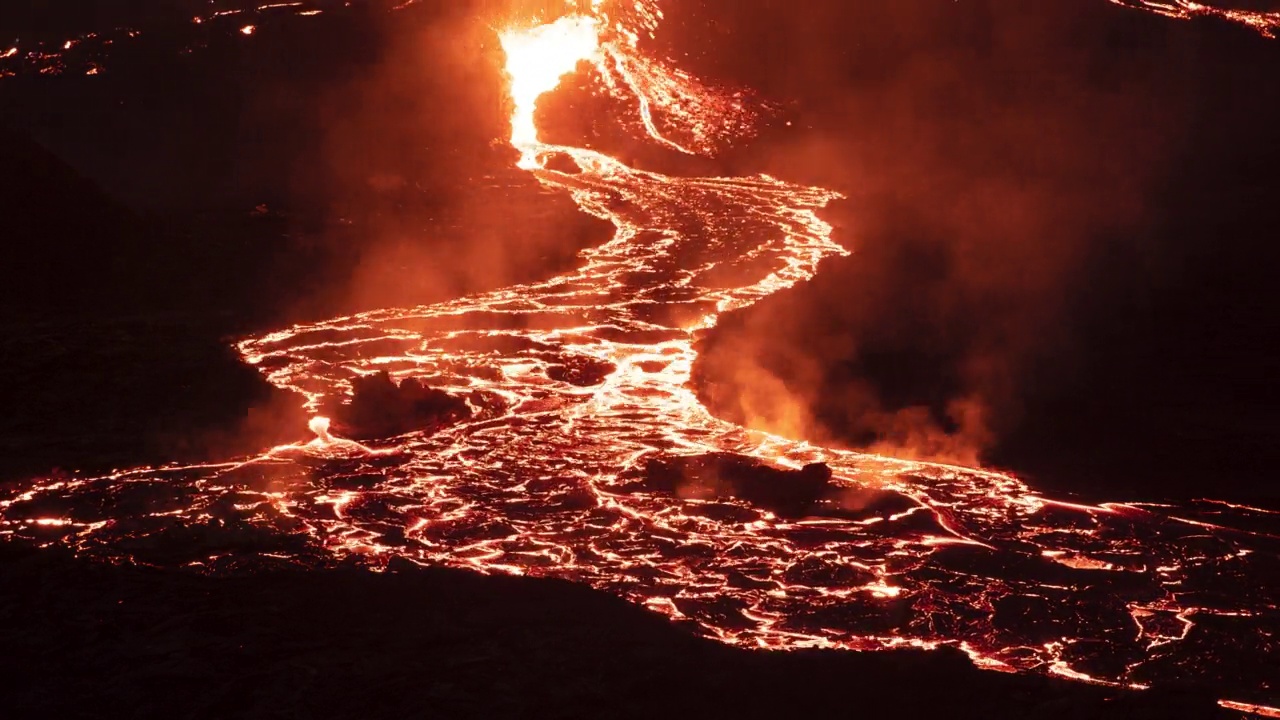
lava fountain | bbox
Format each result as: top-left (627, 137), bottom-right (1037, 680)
top-left (499, 14), bottom-right (600, 165)
top-left (2, 0), bottom-right (1278, 715)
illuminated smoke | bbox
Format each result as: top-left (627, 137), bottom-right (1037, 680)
top-left (0, 0), bottom-right (1277, 714)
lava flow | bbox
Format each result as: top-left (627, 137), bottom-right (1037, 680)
top-left (4, 0), bottom-right (1277, 79)
top-left (3, 0), bottom-right (1279, 715)
top-left (1108, 0), bottom-right (1280, 37)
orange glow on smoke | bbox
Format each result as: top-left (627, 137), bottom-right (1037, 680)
top-left (0, 0), bottom-right (1277, 714)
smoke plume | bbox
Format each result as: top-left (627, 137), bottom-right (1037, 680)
top-left (681, 0), bottom-right (1194, 464)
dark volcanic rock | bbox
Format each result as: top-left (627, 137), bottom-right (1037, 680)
top-left (546, 356), bottom-right (615, 386)
top-left (542, 151), bottom-right (583, 174)
top-left (0, 546), bottom-right (1229, 720)
top-left (639, 453), bottom-right (834, 517)
top-left (337, 371), bottom-right (471, 439)
top-left (0, 124), bottom-right (159, 317)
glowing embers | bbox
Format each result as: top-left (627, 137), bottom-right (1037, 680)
top-left (0, 2), bottom-right (331, 78)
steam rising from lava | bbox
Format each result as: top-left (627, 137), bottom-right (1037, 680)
top-left (2, 0), bottom-right (1279, 716)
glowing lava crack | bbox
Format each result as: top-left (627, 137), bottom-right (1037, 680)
top-left (2, 1), bottom-right (1278, 715)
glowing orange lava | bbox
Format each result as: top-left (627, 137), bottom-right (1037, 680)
top-left (1, 0), bottom-right (1278, 716)
top-left (1109, 0), bottom-right (1280, 37)
top-left (500, 15), bottom-right (600, 165)
top-left (5, 0), bottom-right (1274, 80)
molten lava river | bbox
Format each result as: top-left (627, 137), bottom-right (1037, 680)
top-left (2, 0), bottom-right (1278, 715)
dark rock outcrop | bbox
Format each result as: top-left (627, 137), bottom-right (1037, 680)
top-left (638, 453), bottom-right (834, 517)
top-left (337, 371), bottom-right (471, 439)
top-left (0, 546), bottom-right (1229, 720)
top-left (546, 356), bottom-right (615, 386)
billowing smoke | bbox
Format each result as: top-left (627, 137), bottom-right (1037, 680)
top-left (676, 0), bottom-right (1196, 465)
